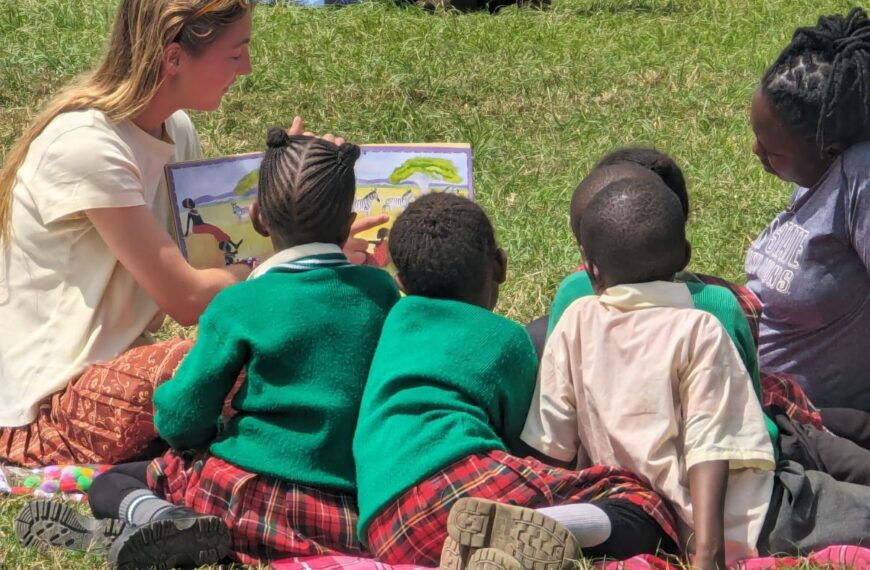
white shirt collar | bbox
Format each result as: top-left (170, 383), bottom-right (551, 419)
top-left (248, 243), bottom-right (344, 280)
top-left (599, 281), bottom-right (694, 311)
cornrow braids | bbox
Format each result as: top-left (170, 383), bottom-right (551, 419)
top-left (762, 7), bottom-right (870, 152)
top-left (257, 128), bottom-right (360, 244)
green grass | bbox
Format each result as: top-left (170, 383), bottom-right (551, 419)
top-left (0, 0), bottom-right (859, 567)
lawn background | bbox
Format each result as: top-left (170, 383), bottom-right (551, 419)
top-left (0, 0), bottom-right (859, 567)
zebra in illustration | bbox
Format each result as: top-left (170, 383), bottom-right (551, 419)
top-left (229, 200), bottom-right (249, 222)
top-left (353, 190), bottom-right (381, 214)
top-left (383, 190), bottom-right (414, 213)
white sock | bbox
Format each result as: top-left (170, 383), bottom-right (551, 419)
top-left (536, 503), bottom-right (612, 548)
top-left (118, 489), bottom-right (176, 526)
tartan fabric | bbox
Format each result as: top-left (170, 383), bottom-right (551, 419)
top-left (365, 450), bottom-right (677, 566)
top-left (147, 451), bottom-right (364, 566)
top-left (0, 338), bottom-right (193, 467)
top-left (760, 372), bottom-right (824, 431)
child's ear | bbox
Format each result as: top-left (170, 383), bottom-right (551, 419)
top-left (494, 247), bottom-right (508, 285)
top-left (249, 202), bottom-right (269, 237)
top-left (581, 245), bottom-right (603, 292)
top-left (586, 262), bottom-right (604, 293)
top-left (392, 273), bottom-right (407, 294)
top-left (683, 240), bottom-right (692, 269)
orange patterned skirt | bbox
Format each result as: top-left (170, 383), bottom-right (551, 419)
top-left (0, 338), bottom-right (193, 467)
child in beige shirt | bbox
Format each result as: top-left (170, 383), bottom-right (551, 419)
top-left (521, 176), bottom-right (870, 570)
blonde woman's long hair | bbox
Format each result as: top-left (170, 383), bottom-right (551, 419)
top-left (0, 0), bottom-right (251, 241)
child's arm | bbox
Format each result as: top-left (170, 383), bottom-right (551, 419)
top-left (688, 460), bottom-right (728, 570)
top-left (680, 315), bottom-right (776, 565)
top-left (520, 319), bottom-right (584, 467)
top-left (153, 312), bottom-right (248, 450)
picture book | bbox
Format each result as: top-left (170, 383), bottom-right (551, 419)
top-left (165, 143), bottom-right (473, 271)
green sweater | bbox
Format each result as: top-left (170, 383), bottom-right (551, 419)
top-left (153, 261), bottom-right (400, 493)
top-left (547, 271), bottom-right (780, 448)
top-left (354, 296), bottom-right (539, 539)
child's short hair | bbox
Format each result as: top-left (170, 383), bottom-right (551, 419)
top-left (570, 147), bottom-right (687, 245)
top-left (570, 162), bottom-right (661, 244)
top-left (595, 147), bottom-right (688, 219)
top-left (389, 193), bottom-right (496, 300)
top-left (580, 177), bottom-right (686, 286)
top-left (258, 128), bottom-right (361, 244)
top-left (762, 8), bottom-right (870, 151)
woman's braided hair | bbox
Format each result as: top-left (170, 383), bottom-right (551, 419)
top-left (258, 128), bottom-right (361, 244)
top-left (762, 7), bottom-right (870, 153)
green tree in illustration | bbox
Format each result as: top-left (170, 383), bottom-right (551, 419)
top-left (234, 169), bottom-right (259, 196)
top-left (388, 157), bottom-right (462, 194)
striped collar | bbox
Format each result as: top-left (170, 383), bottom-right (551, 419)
top-left (248, 243), bottom-right (350, 279)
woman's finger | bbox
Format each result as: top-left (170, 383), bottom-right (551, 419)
top-left (287, 116), bottom-right (304, 136)
top-left (350, 214), bottom-right (390, 235)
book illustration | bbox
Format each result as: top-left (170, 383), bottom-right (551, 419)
top-left (371, 227), bottom-right (391, 268)
top-left (166, 144), bottom-right (473, 271)
top-left (353, 190), bottom-right (381, 212)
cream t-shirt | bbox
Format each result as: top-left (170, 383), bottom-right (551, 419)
top-left (522, 281), bottom-right (775, 563)
top-left (0, 109), bottom-right (202, 427)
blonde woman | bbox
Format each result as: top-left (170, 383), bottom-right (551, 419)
top-left (0, 0), bottom-right (382, 467)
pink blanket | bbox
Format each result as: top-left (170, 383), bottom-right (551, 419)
top-left (272, 546), bottom-right (870, 570)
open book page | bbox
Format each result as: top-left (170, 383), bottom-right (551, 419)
top-left (165, 143), bottom-right (473, 272)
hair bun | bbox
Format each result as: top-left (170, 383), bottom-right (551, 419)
top-left (337, 142), bottom-right (361, 167)
top-left (266, 127), bottom-right (291, 149)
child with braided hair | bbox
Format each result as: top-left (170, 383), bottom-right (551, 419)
top-left (746, 7), bottom-right (870, 412)
top-left (15, 128), bottom-right (400, 569)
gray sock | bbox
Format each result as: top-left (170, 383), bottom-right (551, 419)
top-left (535, 503), bottom-right (612, 548)
top-left (118, 489), bottom-right (176, 526)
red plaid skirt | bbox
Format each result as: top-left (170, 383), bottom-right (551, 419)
top-left (147, 451), bottom-right (364, 566)
top-left (365, 450), bottom-right (677, 566)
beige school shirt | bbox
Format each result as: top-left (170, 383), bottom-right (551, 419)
top-left (0, 109), bottom-right (202, 427)
top-left (521, 281), bottom-right (776, 563)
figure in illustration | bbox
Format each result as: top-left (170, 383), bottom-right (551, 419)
top-left (372, 227), bottom-right (390, 268)
top-left (182, 197), bottom-right (243, 254)
top-left (383, 190), bottom-right (415, 213)
top-left (353, 190), bottom-right (381, 214)
top-left (230, 200), bottom-right (249, 222)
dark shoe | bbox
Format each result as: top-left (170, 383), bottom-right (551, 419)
top-left (107, 506), bottom-right (230, 570)
top-left (446, 498), bottom-right (579, 570)
top-left (15, 500), bottom-right (126, 552)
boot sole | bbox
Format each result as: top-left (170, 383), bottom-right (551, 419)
top-left (14, 500), bottom-right (126, 552)
top-left (446, 498), bottom-right (578, 570)
top-left (440, 536), bottom-right (471, 570)
top-left (468, 548), bottom-right (524, 570)
top-left (108, 515), bottom-right (230, 570)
